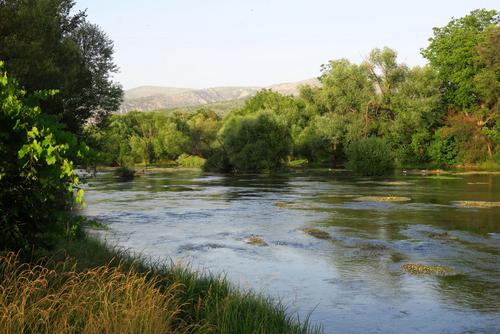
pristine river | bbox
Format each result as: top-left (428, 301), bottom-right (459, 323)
top-left (82, 170), bottom-right (500, 333)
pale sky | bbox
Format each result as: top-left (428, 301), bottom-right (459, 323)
top-left (74, 0), bottom-right (499, 89)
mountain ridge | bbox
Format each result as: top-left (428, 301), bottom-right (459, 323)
top-left (120, 78), bottom-right (320, 113)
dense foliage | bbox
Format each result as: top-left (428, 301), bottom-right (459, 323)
top-left (0, 63), bottom-right (82, 250)
top-left (221, 111), bottom-right (291, 172)
top-left (0, 0), bottom-right (123, 133)
top-left (88, 9), bottom-right (498, 175)
top-left (0, 0), bottom-right (122, 250)
top-left (346, 138), bottom-right (394, 176)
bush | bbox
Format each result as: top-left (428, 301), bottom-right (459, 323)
top-left (345, 137), bottom-right (394, 176)
top-left (115, 166), bottom-right (136, 180)
top-left (203, 148), bottom-right (232, 173)
top-left (0, 63), bottom-right (82, 250)
top-left (220, 111), bottom-right (291, 172)
top-left (428, 129), bottom-right (459, 167)
top-left (176, 154), bottom-right (206, 168)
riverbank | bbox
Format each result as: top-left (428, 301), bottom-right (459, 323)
top-left (1, 228), bottom-right (321, 334)
top-left (92, 162), bottom-right (500, 178)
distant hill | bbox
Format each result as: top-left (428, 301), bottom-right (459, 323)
top-left (119, 78), bottom-right (320, 113)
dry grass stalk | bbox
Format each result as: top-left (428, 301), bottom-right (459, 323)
top-left (0, 252), bottom-right (187, 334)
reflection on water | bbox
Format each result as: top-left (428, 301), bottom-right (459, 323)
top-left (83, 170), bottom-right (500, 333)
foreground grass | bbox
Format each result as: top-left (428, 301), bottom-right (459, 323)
top-left (1, 235), bottom-right (322, 334)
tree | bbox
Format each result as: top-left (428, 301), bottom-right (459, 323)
top-left (388, 65), bottom-right (444, 164)
top-left (421, 9), bottom-right (499, 161)
top-left (363, 47), bottom-right (409, 122)
top-left (186, 109), bottom-right (221, 157)
top-left (421, 9), bottom-right (499, 109)
top-left (0, 0), bottom-right (123, 133)
top-left (220, 112), bottom-right (291, 172)
top-left (0, 62), bottom-right (81, 250)
top-left (345, 137), bottom-right (394, 176)
top-left (68, 22), bottom-right (123, 126)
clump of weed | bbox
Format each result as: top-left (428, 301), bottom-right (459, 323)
top-left (302, 228), bottom-right (331, 240)
top-left (401, 263), bottom-right (456, 276)
top-left (425, 176), bottom-right (461, 180)
top-left (390, 253), bottom-right (406, 263)
top-left (453, 201), bottom-right (500, 208)
top-left (354, 196), bottom-right (411, 202)
top-left (245, 236), bottom-right (268, 247)
top-left (115, 166), bottom-right (136, 180)
top-left (359, 243), bottom-right (389, 251)
top-left (428, 231), bottom-right (458, 240)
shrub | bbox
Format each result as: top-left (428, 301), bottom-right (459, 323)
top-left (428, 129), bottom-right (459, 167)
top-left (220, 111), bottom-right (291, 172)
top-left (203, 148), bottom-right (232, 172)
top-left (115, 166), bottom-right (136, 180)
top-left (345, 137), bottom-right (394, 176)
top-left (176, 154), bottom-right (206, 168)
top-left (0, 62), bottom-right (82, 250)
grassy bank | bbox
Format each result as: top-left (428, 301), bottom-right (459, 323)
top-left (1, 232), bottom-right (322, 334)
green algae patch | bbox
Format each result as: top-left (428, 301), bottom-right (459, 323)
top-left (428, 231), bottom-right (459, 241)
top-left (401, 263), bottom-right (456, 276)
top-left (378, 181), bottom-right (412, 186)
top-left (425, 176), bottom-right (461, 180)
top-left (390, 253), bottom-right (406, 263)
top-left (324, 194), bottom-right (358, 198)
top-left (453, 201), bottom-right (500, 209)
top-left (244, 236), bottom-right (268, 247)
top-left (302, 228), bottom-right (331, 240)
top-left (357, 181), bottom-right (412, 186)
top-left (274, 202), bottom-right (293, 208)
top-left (354, 196), bottom-right (411, 202)
top-left (358, 243), bottom-right (389, 251)
top-left (274, 202), bottom-right (322, 210)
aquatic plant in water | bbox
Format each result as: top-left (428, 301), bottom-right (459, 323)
top-left (354, 196), bottom-right (411, 202)
top-left (302, 228), bottom-right (331, 240)
top-left (245, 236), bottom-right (268, 246)
top-left (428, 231), bottom-right (459, 240)
top-left (401, 263), bottom-right (456, 276)
top-left (453, 201), bottom-right (500, 208)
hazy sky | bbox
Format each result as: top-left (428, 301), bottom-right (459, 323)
top-left (75, 0), bottom-right (498, 89)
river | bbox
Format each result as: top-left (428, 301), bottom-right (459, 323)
top-left (82, 170), bottom-right (500, 333)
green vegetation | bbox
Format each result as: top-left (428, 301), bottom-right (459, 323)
top-left (353, 196), bottom-right (412, 202)
top-left (1, 3), bottom-right (498, 332)
top-left (176, 154), bottom-right (206, 168)
top-left (0, 63), bottom-right (83, 250)
top-left (221, 111), bottom-right (291, 172)
top-left (89, 10), bottom-right (498, 175)
top-left (345, 137), bottom-right (394, 176)
top-left (453, 201), bottom-right (500, 208)
top-left (115, 166), bottom-right (137, 180)
top-left (302, 228), bottom-right (331, 240)
top-left (0, 0), bottom-right (123, 134)
top-left (245, 236), bottom-right (269, 246)
top-left (1, 235), bottom-right (321, 333)
top-left (401, 263), bottom-right (457, 276)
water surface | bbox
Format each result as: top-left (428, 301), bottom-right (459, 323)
top-left (83, 170), bottom-right (500, 333)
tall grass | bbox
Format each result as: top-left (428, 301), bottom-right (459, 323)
top-left (0, 252), bottom-right (191, 334)
top-left (2, 236), bottom-right (323, 333)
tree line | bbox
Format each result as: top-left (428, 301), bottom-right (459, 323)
top-left (90, 9), bottom-right (499, 174)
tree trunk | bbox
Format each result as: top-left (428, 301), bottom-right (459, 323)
top-left (486, 140), bottom-right (493, 158)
